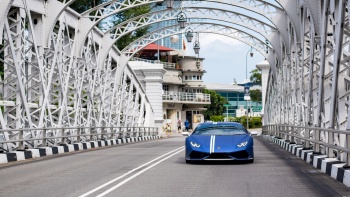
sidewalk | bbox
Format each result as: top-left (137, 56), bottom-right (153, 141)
top-left (161, 129), bottom-right (192, 137)
top-left (161, 128), bottom-right (262, 137)
top-left (248, 127), bottom-right (262, 135)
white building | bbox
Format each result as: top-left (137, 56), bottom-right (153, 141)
top-left (129, 54), bottom-right (210, 133)
top-left (204, 83), bottom-right (262, 118)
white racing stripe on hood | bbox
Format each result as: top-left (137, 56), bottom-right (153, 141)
top-left (210, 135), bottom-right (216, 154)
top-left (210, 136), bottom-right (212, 154)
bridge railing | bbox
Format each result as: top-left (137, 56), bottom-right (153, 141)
top-left (262, 125), bottom-right (350, 165)
top-left (0, 126), bottom-right (158, 153)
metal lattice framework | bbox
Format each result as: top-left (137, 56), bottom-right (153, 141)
top-left (98, 7), bottom-right (276, 61)
top-left (2, 0), bottom-right (350, 162)
top-left (0, 0), bottom-right (155, 151)
top-left (263, 0), bottom-right (350, 161)
top-left (123, 23), bottom-right (271, 57)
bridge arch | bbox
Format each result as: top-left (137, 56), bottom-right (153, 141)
top-left (94, 8), bottom-right (279, 77)
top-left (3, 0), bottom-right (350, 163)
top-left (40, 0), bottom-right (290, 59)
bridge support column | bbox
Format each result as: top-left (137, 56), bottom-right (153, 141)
top-left (256, 60), bottom-right (270, 126)
top-left (129, 61), bottom-right (166, 136)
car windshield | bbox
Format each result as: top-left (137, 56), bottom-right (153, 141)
top-left (191, 126), bottom-right (247, 136)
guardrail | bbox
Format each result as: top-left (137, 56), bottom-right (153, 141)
top-left (130, 57), bottom-right (176, 68)
top-left (262, 125), bottom-right (350, 165)
top-left (0, 126), bottom-right (158, 153)
top-left (163, 91), bottom-right (210, 103)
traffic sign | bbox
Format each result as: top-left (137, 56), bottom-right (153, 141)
top-left (252, 106), bottom-right (262, 112)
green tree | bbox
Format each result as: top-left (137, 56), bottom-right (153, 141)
top-left (249, 68), bottom-right (261, 84)
top-left (113, 5), bottom-right (151, 50)
top-left (203, 89), bottom-right (228, 120)
top-left (210, 115), bottom-right (225, 122)
top-left (58, 0), bottom-right (151, 50)
top-left (249, 89), bottom-right (262, 103)
top-left (58, 0), bottom-right (104, 13)
top-left (249, 68), bottom-right (262, 103)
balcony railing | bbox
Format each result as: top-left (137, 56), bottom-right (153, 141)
top-left (163, 91), bottom-right (210, 103)
top-left (130, 57), bottom-right (176, 69)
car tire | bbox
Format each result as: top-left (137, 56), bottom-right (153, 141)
top-left (185, 159), bottom-right (191, 164)
top-left (248, 159), bottom-right (254, 163)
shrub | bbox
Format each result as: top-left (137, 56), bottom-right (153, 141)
top-left (210, 115), bottom-right (225, 122)
top-left (240, 116), bottom-right (262, 128)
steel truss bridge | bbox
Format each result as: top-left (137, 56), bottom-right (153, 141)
top-left (2, 0), bottom-right (350, 164)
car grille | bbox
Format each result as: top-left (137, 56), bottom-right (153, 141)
top-left (189, 151), bottom-right (209, 159)
top-left (207, 153), bottom-right (231, 159)
top-left (189, 150), bottom-right (250, 159)
top-left (230, 150), bottom-right (249, 159)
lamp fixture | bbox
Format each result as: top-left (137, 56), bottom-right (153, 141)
top-left (164, 0), bottom-right (174, 9)
top-left (193, 41), bottom-right (200, 54)
top-left (196, 58), bottom-right (200, 69)
top-left (177, 11), bottom-right (187, 29)
top-left (185, 28), bottom-right (194, 43)
top-left (193, 33), bottom-right (200, 54)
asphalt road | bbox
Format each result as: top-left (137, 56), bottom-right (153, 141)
top-left (1, 135), bottom-right (350, 197)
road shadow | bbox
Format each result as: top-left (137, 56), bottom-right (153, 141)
top-left (174, 157), bottom-right (254, 165)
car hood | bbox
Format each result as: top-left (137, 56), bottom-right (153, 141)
top-left (188, 134), bottom-right (251, 148)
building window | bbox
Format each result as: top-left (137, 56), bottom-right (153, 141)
top-left (163, 85), bottom-right (169, 91)
top-left (184, 75), bottom-right (203, 81)
top-left (193, 111), bottom-right (201, 114)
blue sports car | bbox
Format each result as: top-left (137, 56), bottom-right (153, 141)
top-left (185, 122), bottom-right (254, 163)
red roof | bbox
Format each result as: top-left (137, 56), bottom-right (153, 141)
top-left (142, 43), bottom-right (174, 51)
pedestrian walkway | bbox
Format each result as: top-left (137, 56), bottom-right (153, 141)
top-left (161, 128), bottom-right (261, 137)
top-left (162, 129), bottom-right (192, 137)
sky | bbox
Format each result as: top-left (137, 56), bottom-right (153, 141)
top-left (184, 34), bottom-right (265, 85)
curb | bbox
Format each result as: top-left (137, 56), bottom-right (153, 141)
top-left (262, 134), bottom-right (350, 187)
top-left (0, 136), bottom-right (160, 164)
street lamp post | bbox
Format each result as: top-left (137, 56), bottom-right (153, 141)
top-left (246, 46), bottom-right (254, 79)
top-left (224, 103), bottom-right (230, 121)
top-left (245, 47), bottom-right (253, 129)
top-left (244, 95), bottom-right (250, 128)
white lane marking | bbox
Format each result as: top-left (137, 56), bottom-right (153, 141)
top-left (96, 148), bottom-right (185, 197)
top-left (79, 146), bottom-right (184, 197)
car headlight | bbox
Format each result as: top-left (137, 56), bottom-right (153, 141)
top-left (190, 142), bottom-right (201, 148)
top-left (237, 141), bottom-right (248, 147)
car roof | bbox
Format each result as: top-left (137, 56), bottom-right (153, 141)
top-left (195, 122), bottom-right (245, 130)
